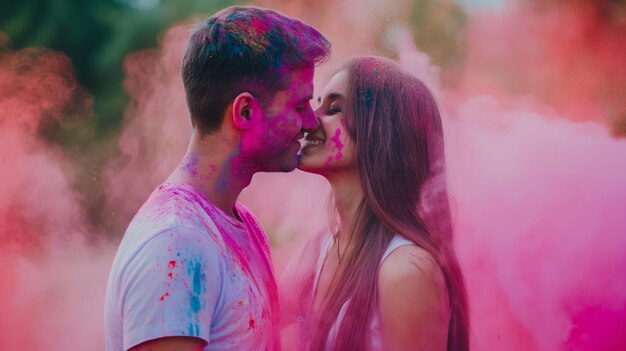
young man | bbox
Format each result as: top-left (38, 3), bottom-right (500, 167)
top-left (104, 6), bottom-right (330, 351)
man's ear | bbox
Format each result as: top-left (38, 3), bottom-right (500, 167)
top-left (232, 92), bottom-right (260, 129)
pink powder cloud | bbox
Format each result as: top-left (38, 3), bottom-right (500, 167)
top-left (0, 49), bottom-right (112, 350)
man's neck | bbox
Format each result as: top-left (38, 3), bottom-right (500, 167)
top-left (167, 129), bottom-right (254, 219)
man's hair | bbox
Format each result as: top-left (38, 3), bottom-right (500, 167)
top-left (181, 6), bottom-right (331, 134)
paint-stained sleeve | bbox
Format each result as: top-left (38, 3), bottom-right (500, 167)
top-left (118, 226), bottom-right (223, 350)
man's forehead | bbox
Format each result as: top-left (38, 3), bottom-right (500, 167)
top-left (288, 66), bottom-right (313, 85)
top-left (286, 67), bottom-right (314, 100)
top-left (271, 79), bottom-right (312, 105)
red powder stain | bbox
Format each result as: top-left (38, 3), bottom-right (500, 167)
top-left (159, 292), bottom-right (170, 301)
top-left (167, 260), bottom-right (177, 279)
top-left (248, 318), bottom-right (256, 330)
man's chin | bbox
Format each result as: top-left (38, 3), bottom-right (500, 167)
top-left (258, 158), bottom-right (298, 174)
top-left (277, 152), bottom-right (301, 172)
top-left (279, 159), bottom-right (298, 173)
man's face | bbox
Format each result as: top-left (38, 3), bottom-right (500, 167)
top-left (245, 66), bottom-right (318, 172)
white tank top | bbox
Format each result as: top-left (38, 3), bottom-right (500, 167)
top-left (312, 235), bottom-right (415, 350)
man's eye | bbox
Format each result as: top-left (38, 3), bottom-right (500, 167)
top-left (296, 104), bottom-right (310, 112)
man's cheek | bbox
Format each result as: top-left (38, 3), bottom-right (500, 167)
top-left (271, 113), bottom-right (290, 127)
top-left (268, 116), bottom-right (294, 135)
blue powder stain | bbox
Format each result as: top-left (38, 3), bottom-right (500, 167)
top-left (190, 295), bottom-right (201, 313)
top-left (186, 259), bottom-right (206, 315)
top-left (182, 153), bottom-right (199, 174)
top-left (364, 87), bottom-right (374, 110)
top-left (188, 323), bottom-right (199, 336)
top-left (215, 148), bottom-right (241, 192)
top-left (192, 261), bottom-right (206, 295)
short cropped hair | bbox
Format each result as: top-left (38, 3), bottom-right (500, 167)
top-left (181, 6), bottom-right (331, 134)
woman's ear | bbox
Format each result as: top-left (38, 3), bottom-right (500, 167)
top-left (232, 92), bottom-right (260, 129)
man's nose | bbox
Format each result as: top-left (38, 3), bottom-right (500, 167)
top-left (302, 110), bottom-right (320, 131)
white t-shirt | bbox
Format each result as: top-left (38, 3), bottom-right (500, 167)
top-left (105, 183), bottom-right (278, 351)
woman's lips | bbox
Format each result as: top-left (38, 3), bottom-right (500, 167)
top-left (299, 133), bottom-right (325, 154)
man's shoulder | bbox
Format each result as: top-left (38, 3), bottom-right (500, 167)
top-left (115, 184), bottom-right (225, 265)
top-left (110, 221), bottom-right (228, 294)
top-left (128, 183), bottom-right (214, 236)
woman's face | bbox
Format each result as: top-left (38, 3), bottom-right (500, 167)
top-left (298, 70), bottom-right (355, 174)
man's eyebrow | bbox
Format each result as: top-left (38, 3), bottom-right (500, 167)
top-left (297, 94), bottom-right (314, 104)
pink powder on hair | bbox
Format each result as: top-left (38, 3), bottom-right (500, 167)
top-left (228, 17), bottom-right (270, 54)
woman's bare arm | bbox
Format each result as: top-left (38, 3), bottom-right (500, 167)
top-left (378, 245), bottom-right (450, 351)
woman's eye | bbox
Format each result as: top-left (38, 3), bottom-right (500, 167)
top-left (327, 105), bottom-right (341, 115)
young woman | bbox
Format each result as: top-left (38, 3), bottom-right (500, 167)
top-left (296, 56), bottom-right (469, 350)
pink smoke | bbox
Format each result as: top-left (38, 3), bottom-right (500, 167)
top-left (396, 3), bottom-right (626, 348)
top-left (463, 1), bottom-right (626, 135)
top-left (103, 25), bottom-right (192, 230)
top-left (0, 49), bottom-right (112, 350)
top-left (448, 96), bottom-right (626, 350)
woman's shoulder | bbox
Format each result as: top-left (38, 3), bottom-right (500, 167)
top-left (378, 241), bottom-right (446, 298)
top-left (377, 240), bottom-right (450, 349)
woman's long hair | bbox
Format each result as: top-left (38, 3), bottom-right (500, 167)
top-left (308, 57), bottom-right (469, 351)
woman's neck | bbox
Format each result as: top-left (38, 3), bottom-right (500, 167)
top-left (328, 170), bottom-right (364, 255)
